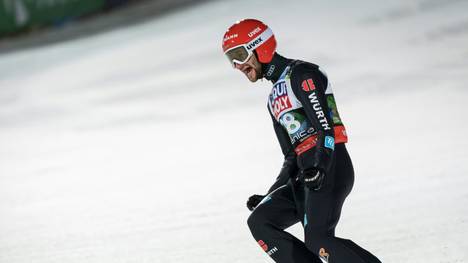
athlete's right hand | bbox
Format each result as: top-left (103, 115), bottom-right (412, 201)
top-left (302, 168), bottom-right (326, 191)
top-left (247, 194), bottom-right (265, 211)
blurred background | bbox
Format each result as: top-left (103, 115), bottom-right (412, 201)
top-left (1, 0), bottom-right (467, 262)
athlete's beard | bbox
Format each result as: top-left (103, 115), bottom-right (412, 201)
top-left (245, 64), bottom-right (262, 82)
top-left (238, 55), bottom-right (263, 82)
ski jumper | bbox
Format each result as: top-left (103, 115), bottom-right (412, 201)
top-left (247, 54), bottom-right (382, 263)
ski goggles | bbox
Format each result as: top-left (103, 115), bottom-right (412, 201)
top-left (224, 28), bottom-right (273, 66)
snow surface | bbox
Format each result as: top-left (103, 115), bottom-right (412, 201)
top-left (1, 0), bottom-right (468, 262)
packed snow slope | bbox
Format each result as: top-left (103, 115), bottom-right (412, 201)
top-left (1, 0), bottom-right (467, 262)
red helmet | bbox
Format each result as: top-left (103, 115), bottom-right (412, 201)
top-left (222, 19), bottom-right (277, 65)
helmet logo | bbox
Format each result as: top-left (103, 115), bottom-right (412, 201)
top-left (246, 37), bottom-right (263, 50)
top-left (223, 34), bottom-right (238, 42)
top-left (243, 27), bottom-right (274, 52)
top-left (248, 27), bottom-right (262, 37)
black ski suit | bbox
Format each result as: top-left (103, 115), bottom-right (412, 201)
top-left (247, 54), bottom-right (382, 263)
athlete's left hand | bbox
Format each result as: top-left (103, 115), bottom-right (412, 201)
top-left (302, 168), bottom-right (325, 191)
top-left (247, 194), bottom-right (265, 211)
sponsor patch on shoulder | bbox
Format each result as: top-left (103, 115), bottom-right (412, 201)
top-left (301, 78), bottom-right (316, 92)
top-left (324, 136), bottom-right (335, 150)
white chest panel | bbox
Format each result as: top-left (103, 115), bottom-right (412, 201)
top-left (267, 68), bottom-right (302, 122)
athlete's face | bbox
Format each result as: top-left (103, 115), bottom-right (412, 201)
top-left (234, 54), bottom-right (262, 82)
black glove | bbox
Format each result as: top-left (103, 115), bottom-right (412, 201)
top-left (302, 168), bottom-right (325, 191)
top-left (247, 194), bottom-right (265, 211)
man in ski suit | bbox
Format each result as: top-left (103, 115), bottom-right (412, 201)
top-left (222, 19), bottom-right (382, 263)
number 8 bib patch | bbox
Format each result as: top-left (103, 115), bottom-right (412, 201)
top-left (279, 111), bottom-right (316, 145)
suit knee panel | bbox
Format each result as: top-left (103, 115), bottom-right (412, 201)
top-left (248, 209), bottom-right (275, 236)
top-left (305, 233), bottom-right (329, 251)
